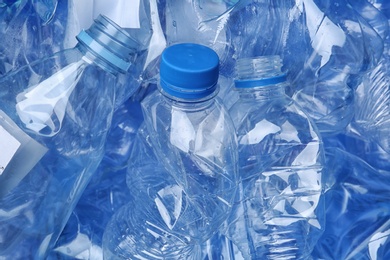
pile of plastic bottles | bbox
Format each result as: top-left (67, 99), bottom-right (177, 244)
top-left (0, 0), bottom-right (389, 259)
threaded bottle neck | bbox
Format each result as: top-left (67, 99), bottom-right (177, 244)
top-left (234, 56), bottom-right (287, 89)
top-left (76, 15), bottom-right (144, 74)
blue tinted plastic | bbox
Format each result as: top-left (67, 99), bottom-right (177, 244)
top-left (0, 16), bottom-right (146, 258)
top-left (47, 93), bottom-right (145, 259)
top-left (163, 0), bottom-right (236, 76)
top-left (103, 123), bottom-right (238, 259)
top-left (3, 1), bottom-right (389, 259)
top-left (0, 49), bottom-right (117, 259)
top-left (140, 42), bottom-right (239, 250)
top-left (313, 147), bottom-right (390, 260)
top-left (0, 0), bottom-right (69, 75)
top-left (289, 0), bottom-right (387, 134)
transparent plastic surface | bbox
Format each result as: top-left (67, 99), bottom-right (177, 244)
top-left (313, 147), bottom-right (390, 260)
top-left (103, 123), bottom-right (237, 259)
top-left (0, 48), bottom-right (117, 259)
top-left (141, 90), bottom-right (238, 242)
top-left (0, 0), bottom-right (70, 75)
top-left (227, 57), bottom-right (324, 259)
top-left (161, 0), bottom-right (387, 134)
top-left (47, 93), bottom-right (145, 259)
top-left (3, 1), bottom-right (388, 259)
top-left (97, 0), bottom-right (154, 108)
top-left (308, 2), bottom-right (390, 258)
top-left (289, 0), bottom-right (387, 134)
top-left (163, 0), bottom-right (236, 75)
top-left (350, 15), bottom-right (390, 154)
top-left (103, 125), bottom-right (198, 259)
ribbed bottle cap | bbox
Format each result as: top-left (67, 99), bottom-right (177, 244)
top-left (235, 55), bottom-right (286, 88)
top-left (160, 43), bottom-right (220, 100)
top-left (76, 15), bottom-right (143, 73)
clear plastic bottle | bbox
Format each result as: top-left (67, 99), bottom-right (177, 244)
top-left (103, 123), bottom-right (237, 259)
top-left (103, 124), bottom-right (199, 259)
top-left (48, 83), bottom-right (158, 259)
top-left (47, 92), bottom-right (146, 259)
top-left (227, 55), bottom-right (325, 259)
top-left (141, 43), bottom-right (238, 243)
top-left (0, 15), bottom-right (146, 259)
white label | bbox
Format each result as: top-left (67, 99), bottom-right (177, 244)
top-left (0, 110), bottom-right (48, 198)
top-left (0, 126), bottom-right (21, 175)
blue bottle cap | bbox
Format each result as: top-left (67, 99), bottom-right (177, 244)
top-left (160, 43), bottom-right (220, 100)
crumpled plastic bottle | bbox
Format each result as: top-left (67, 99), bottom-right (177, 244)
top-left (46, 89), bottom-right (146, 259)
top-left (0, 14), bottom-right (148, 259)
top-left (103, 122), bottom-right (238, 259)
top-left (227, 55), bottom-right (325, 259)
top-left (103, 124), bottom-right (202, 259)
top-left (289, 0), bottom-right (387, 135)
top-left (311, 1), bottom-right (390, 258)
top-left (141, 43), bottom-right (239, 245)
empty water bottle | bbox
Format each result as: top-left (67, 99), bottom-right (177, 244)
top-left (103, 124), bottom-right (201, 259)
top-left (227, 55), bottom-right (325, 259)
top-left (103, 122), bottom-right (238, 259)
top-left (141, 43), bottom-right (238, 242)
top-left (0, 15), bottom-right (147, 259)
top-left (47, 91), bottom-right (147, 259)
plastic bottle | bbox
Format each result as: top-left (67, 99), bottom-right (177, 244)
top-left (102, 124), bottom-right (198, 259)
top-left (103, 122), bottom-right (238, 259)
top-left (141, 43), bottom-right (238, 244)
top-left (47, 91), bottom-right (146, 259)
top-left (227, 55), bottom-right (325, 259)
top-left (309, 2), bottom-right (390, 258)
top-left (0, 15), bottom-right (146, 259)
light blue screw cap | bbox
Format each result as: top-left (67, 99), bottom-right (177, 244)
top-left (160, 43), bottom-right (220, 100)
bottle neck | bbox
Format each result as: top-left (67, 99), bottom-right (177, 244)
top-left (236, 82), bottom-right (287, 101)
top-left (75, 43), bottom-right (121, 75)
top-left (160, 85), bottom-right (218, 111)
top-left (75, 15), bottom-right (142, 75)
top-left (234, 55), bottom-right (287, 100)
